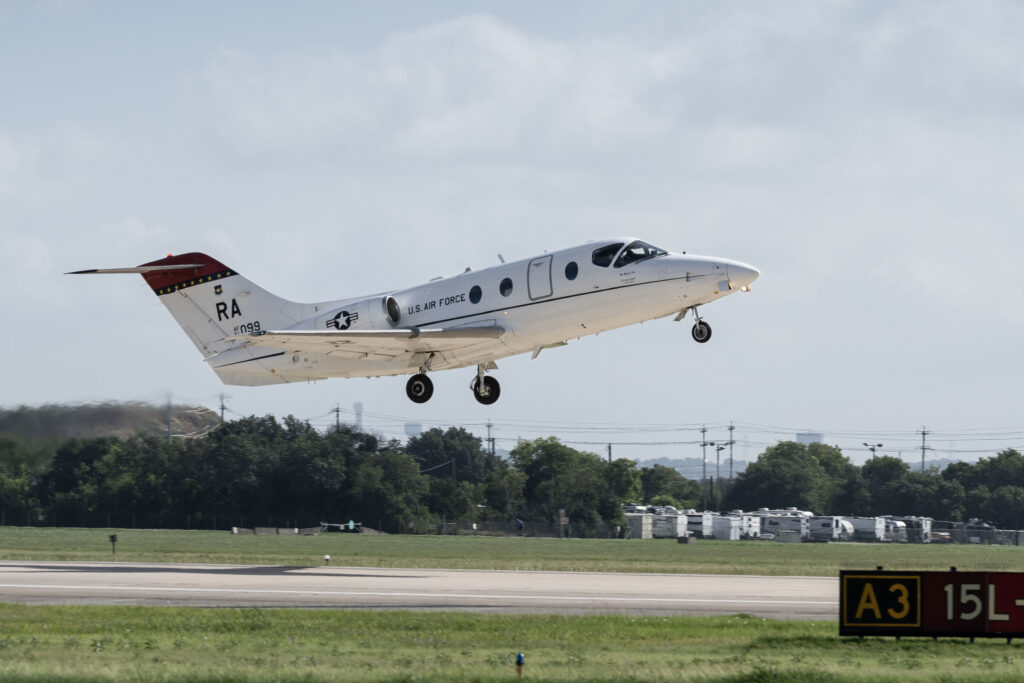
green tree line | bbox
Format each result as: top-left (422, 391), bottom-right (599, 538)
top-left (0, 417), bottom-right (696, 534)
top-left (721, 441), bottom-right (1024, 528)
top-left (2, 419), bottom-right (1022, 532)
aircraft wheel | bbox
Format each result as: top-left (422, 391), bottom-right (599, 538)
top-left (691, 320), bottom-right (712, 343)
top-left (406, 374), bottom-right (434, 403)
top-left (472, 376), bottom-right (501, 405)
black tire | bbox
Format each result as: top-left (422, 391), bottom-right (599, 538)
top-left (406, 374), bottom-right (434, 403)
top-left (472, 376), bottom-right (501, 405)
top-left (691, 320), bottom-right (712, 343)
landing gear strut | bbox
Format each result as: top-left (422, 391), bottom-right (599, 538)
top-left (406, 374), bottom-right (433, 403)
top-left (471, 364), bottom-right (501, 405)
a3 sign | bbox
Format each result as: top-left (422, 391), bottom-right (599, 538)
top-left (840, 570), bottom-right (1024, 640)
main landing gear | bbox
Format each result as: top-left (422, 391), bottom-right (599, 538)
top-left (406, 374), bottom-right (433, 403)
top-left (404, 364), bottom-right (502, 405)
top-left (471, 376), bottom-right (500, 406)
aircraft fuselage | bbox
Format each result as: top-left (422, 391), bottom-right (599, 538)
top-left (71, 238), bottom-right (759, 404)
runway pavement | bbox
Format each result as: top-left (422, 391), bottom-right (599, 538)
top-left (0, 560), bottom-right (837, 619)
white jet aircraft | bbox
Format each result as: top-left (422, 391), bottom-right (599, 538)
top-left (70, 239), bottom-right (758, 404)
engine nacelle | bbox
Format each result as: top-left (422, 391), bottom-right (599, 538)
top-left (315, 294), bottom-right (401, 332)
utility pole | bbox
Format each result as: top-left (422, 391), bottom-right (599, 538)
top-left (920, 427), bottom-right (930, 472)
top-left (607, 443), bottom-right (612, 463)
top-left (700, 426), bottom-right (714, 511)
top-left (727, 422), bottom-right (736, 479)
top-left (218, 393), bottom-right (231, 422)
top-left (333, 404), bottom-right (341, 432)
top-left (486, 421), bottom-right (495, 457)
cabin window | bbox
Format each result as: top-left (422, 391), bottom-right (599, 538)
top-left (469, 285), bottom-right (482, 304)
top-left (591, 243), bottom-right (623, 267)
top-left (613, 240), bottom-right (668, 268)
top-left (499, 277), bottom-right (513, 297)
top-left (564, 261), bottom-right (578, 281)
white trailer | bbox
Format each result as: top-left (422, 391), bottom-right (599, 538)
top-left (846, 516), bottom-right (887, 542)
top-left (890, 516), bottom-right (932, 543)
top-left (761, 515), bottom-right (810, 540)
top-left (624, 513), bottom-right (653, 539)
top-left (885, 519), bottom-right (908, 543)
top-left (686, 512), bottom-right (714, 539)
top-left (809, 516), bottom-right (853, 541)
top-left (651, 514), bottom-right (687, 538)
top-left (711, 515), bottom-right (743, 540)
top-left (738, 514), bottom-right (762, 539)
top-left (722, 511), bottom-right (764, 539)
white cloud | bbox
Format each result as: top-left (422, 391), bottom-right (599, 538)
top-left (193, 15), bottom-right (681, 166)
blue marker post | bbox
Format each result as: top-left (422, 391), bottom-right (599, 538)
top-left (515, 652), bottom-right (524, 678)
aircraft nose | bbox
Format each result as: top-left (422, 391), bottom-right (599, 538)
top-left (728, 261), bottom-right (760, 290)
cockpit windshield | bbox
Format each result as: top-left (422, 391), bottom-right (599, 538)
top-left (613, 240), bottom-right (667, 268)
top-left (591, 243), bottom-right (624, 268)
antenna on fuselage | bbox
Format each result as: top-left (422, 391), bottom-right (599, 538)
top-left (497, 254), bottom-right (505, 264)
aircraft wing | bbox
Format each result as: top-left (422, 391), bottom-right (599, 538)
top-left (226, 325), bottom-right (506, 356)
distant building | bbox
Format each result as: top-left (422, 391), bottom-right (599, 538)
top-left (353, 402), bottom-right (364, 431)
top-left (796, 432), bottom-right (824, 445)
top-left (404, 423), bottom-right (422, 439)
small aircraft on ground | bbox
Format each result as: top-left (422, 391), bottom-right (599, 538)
top-left (70, 238), bottom-right (758, 404)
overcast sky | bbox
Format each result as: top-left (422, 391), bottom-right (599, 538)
top-left (3, 1), bottom-right (1023, 465)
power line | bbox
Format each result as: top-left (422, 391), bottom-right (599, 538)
top-left (296, 403), bottom-right (1024, 462)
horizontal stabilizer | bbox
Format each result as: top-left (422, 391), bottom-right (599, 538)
top-left (68, 253), bottom-right (236, 294)
top-left (67, 264), bottom-right (205, 275)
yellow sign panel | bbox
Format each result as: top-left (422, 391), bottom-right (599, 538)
top-left (841, 574), bottom-right (921, 628)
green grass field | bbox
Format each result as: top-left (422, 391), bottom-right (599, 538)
top-left (3, 527), bottom-right (1024, 681)
top-left (0, 526), bottom-right (1021, 575)
top-left (1, 603), bottom-right (1023, 682)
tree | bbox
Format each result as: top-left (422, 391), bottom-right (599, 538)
top-left (0, 465), bottom-right (36, 526)
top-left (722, 441), bottom-right (830, 513)
top-left (406, 427), bottom-right (500, 484)
top-left (480, 464), bottom-right (526, 520)
top-left (808, 443), bottom-right (871, 515)
top-left (860, 455), bottom-right (911, 516)
top-left (510, 438), bottom-right (621, 534)
top-left (972, 450), bottom-right (1024, 491)
top-left (425, 477), bottom-right (473, 521)
top-left (982, 486), bottom-right (1024, 529)
top-left (640, 464), bottom-right (700, 508)
top-left (604, 459), bottom-right (642, 504)
top-left (348, 449), bottom-right (428, 533)
top-left (38, 437), bottom-right (120, 526)
top-left (897, 471), bottom-right (965, 520)
top-left (940, 450), bottom-right (1024, 524)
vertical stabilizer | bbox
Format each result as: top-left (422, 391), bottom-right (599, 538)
top-left (138, 253), bottom-right (306, 357)
top-left (71, 252), bottom-right (308, 358)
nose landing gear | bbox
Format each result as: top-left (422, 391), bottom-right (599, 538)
top-left (677, 306), bottom-right (712, 343)
top-left (691, 319), bottom-right (712, 343)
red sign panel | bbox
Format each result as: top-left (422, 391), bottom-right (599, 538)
top-left (841, 570), bottom-right (1024, 639)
